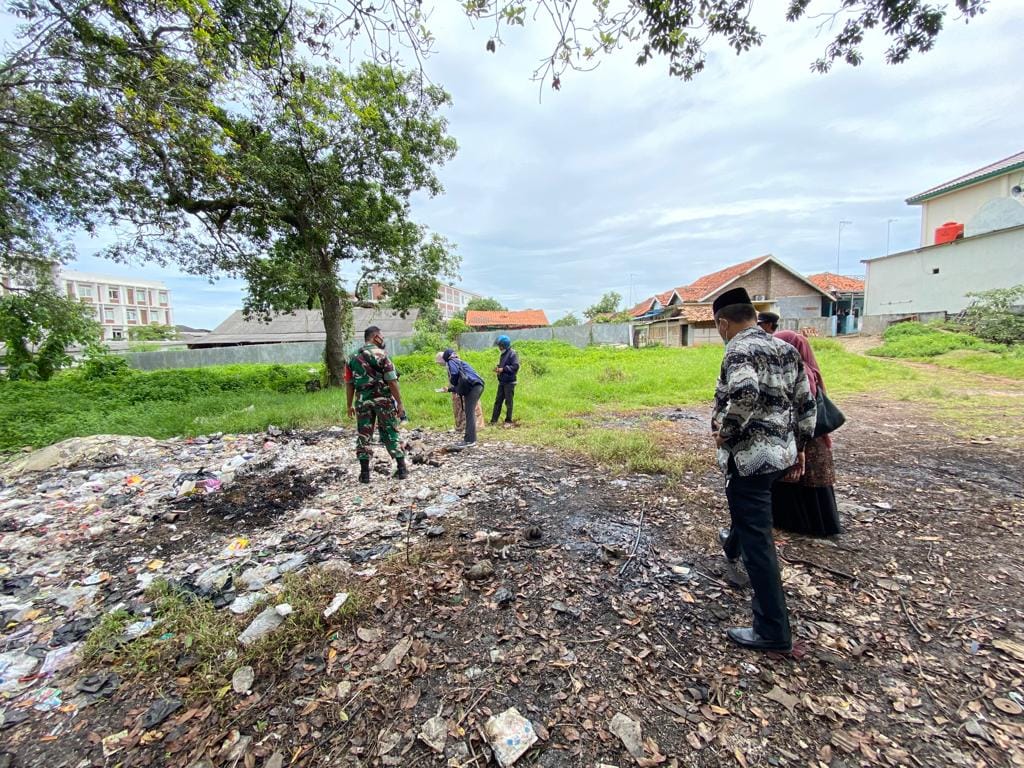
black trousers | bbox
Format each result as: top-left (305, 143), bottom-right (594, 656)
top-left (461, 383), bottom-right (484, 443)
top-left (491, 382), bottom-right (515, 423)
top-left (724, 466), bottom-right (791, 644)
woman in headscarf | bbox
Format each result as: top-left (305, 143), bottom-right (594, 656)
top-left (772, 331), bottom-right (842, 537)
top-left (435, 349), bottom-right (485, 446)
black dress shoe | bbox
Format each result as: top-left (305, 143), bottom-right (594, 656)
top-left (718, 527), bottom-right (732, 550)
top-left (726, 627), bottom-right (792, 653)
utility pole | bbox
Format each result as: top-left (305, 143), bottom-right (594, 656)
top-left (886, 218), bottom-right (897, 255)
top-left (836, 220), bottom-right (852, 273)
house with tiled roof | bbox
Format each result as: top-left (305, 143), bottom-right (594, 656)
top-left (465, 309), bottom-right (550, 331)
top-left (630, 256), bottom-right (835, 346)
top-left (863, 151), bottom-right (1024, 332)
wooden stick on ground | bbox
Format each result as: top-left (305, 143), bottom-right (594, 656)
top-left (778, 547), bottom-right (856, 581)
top-left (619, 504), bottom-right (646, 577)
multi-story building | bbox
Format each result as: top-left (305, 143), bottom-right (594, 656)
top-left (60, 270), bottom-right (173, 341)
top-left (436, 283), bottom-right (483, 321)
top-left (366, 282), bottom-right (483, 321)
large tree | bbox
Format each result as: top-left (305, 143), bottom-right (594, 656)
top-left (2, 2), bottom-right (456, 385)
top-left (196, 64), bottom-right (457, 385)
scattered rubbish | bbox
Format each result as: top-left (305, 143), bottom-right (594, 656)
top-left (229, 592), bottom-right (266, 614)
top-left (484, 707), bottom-right (537, 767)
top-left (0, 652), bottom-right (40, 693)
top-left (993, 697), bottom-right (1022, 716)
top-left (122, 618), bottom-right (156, 641)
top-left (232, 665), bottom-right (255, 695)
top-left (76, 672), bottom-right (120, 697)
top-left (323, 592), bottom-right (349, 618)
top-left (238, 607), bottom-right (285, 645)
top-left (24, 686), bottom-right (63, 712)
top-left (274, 603), bottom-right (293, 617)
top-left (102, 729), bottom-right (129, 757)
top-left (492, 587), bottom-right (514, 607)
top-left (142, 697), bottom-right (182, 729)
top-left (609, 712), bottom-right (645, 759)
top-left (419, 715), bottom-right (448, 753)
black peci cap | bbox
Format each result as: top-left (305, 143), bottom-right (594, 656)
top-left (712, 287), bottom-right (753, 317)
top-left (757, 311), bottom-right (780, 325)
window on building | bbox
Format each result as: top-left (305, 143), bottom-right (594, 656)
top-left (126, 308), bottom-right (138, 323)
top-left (158, 291), bottom-right (168, 305)
top-left (136, 288), bottom-right (148, 305)
top-left (77, 283), bottom-right (95, 300)
top-left (108, 287), bottom-right (120, 302)
top-left (112, 328), bottom-right (124, 340)
top-left (103, 308), bottom-right (115, 323)
top-left (932, 268), bottom-right (940, 275)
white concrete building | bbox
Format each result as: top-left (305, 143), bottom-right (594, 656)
top-left (908, 150), bottom-right (1024, 246)
top-left (60, 271), bottom-right (173, 341)
top-left (863, 151), bottom-right (1024, 332)
top-left (436, 283), bottom-right (483, 321)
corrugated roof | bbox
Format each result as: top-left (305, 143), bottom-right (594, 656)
top-left (907, 150), bottom-right (1024, 204)
top-left (193, 308), bottom-right (419, 346)
top-left (807, 272), bottom-right (865, 295)
top-left (465, 309), bottom-right (550, 328)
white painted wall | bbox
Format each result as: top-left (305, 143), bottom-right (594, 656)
top-left (864, 226), bottom-right (1024, 316)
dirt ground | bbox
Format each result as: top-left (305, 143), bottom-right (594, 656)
top-left (2, 392), bottom-right (1023, 768)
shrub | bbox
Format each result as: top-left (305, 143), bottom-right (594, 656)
top-left (868, 322), bottom-right (1005, 358)
top-left (81, 345), bottom-right (130, 379)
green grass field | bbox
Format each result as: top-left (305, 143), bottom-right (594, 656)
top-left (867, 321), bottom-right (1024, 380)
top-left (1, 338), bottom-right (1014, 472)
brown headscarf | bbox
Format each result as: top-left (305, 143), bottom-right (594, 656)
top-left (775, 330), bottom-right (824, 397)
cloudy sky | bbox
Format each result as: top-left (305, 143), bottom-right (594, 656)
top-left (66, 1), bottom-right (1024, 327)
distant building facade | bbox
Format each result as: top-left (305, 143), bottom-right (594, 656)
top-left (366, 282), bottom-right (483, 321)
top-left (864, 151), bottom-right (1024, 332)
top-left (60, 271), bottom-right (173, 341)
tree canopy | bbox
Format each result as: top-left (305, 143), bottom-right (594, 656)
top-left (584, 291), bottom-right (622, 320)
top-left (455, 297), bottom-right (507, 320)
top-left (552, 312), bottom-right (580, 327)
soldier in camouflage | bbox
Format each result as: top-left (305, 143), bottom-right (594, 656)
top-left (344, 326), bottom-right (408, 483)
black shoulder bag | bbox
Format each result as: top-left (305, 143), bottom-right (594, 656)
top-left (813, 384), bottom-right (845, 437)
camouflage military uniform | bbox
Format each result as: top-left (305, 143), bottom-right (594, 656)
top-left (345, 344), bottom-right (405, 462)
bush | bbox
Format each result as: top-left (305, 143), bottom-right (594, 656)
top-left (957, 284), bottom-right (1024, 344)
top-left (81, 345), bottom-right (129, 379)
top-left (868, 322), bottom-right (1006, 358)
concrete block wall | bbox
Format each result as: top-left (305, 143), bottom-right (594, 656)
top-left (124, 337), bottom-right (416, 371)
top-left (457, 323), bottom-right (632, 350)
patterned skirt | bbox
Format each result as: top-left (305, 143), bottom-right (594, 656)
top-left (771, 436), bottom-right (842, 537)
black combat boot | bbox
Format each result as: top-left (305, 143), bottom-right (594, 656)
top-left (395, 458), bottom-right (409, 480)
top-left (358, 459), bottom-right (370, 484)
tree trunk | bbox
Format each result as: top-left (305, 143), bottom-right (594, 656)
top-left (320, 287), bottom-right (349, 388)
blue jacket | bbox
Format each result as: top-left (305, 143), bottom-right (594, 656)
top-left (446, 358), bottom-right (484, 396)
top-left (497, 348), bottom-right (520, 384)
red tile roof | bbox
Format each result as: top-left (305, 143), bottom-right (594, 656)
top-left (674, 255), bottom-right (771, 301)
top-left (907, 150), bottom-right (1024, 204)
top-left (628, 297), bottom-right (657, 318)
top-left (465, 309), bottom-right (549, 328)
top-left (807, 272), bottom-right (864, 295)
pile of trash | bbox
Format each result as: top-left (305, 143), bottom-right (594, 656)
top-left (0, 427), bottom-right (481, 743)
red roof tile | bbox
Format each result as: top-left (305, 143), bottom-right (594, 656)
top-left (628, 297), bottom-right (656, 317)
top-left (907, 150), bottom-right (1024, 204)
top-left (807, 272), bottom-right (864, 295)
top-left (466, 309), bottom-right (549, 328)
top-left (674, 255), bottom-right (771, 302)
